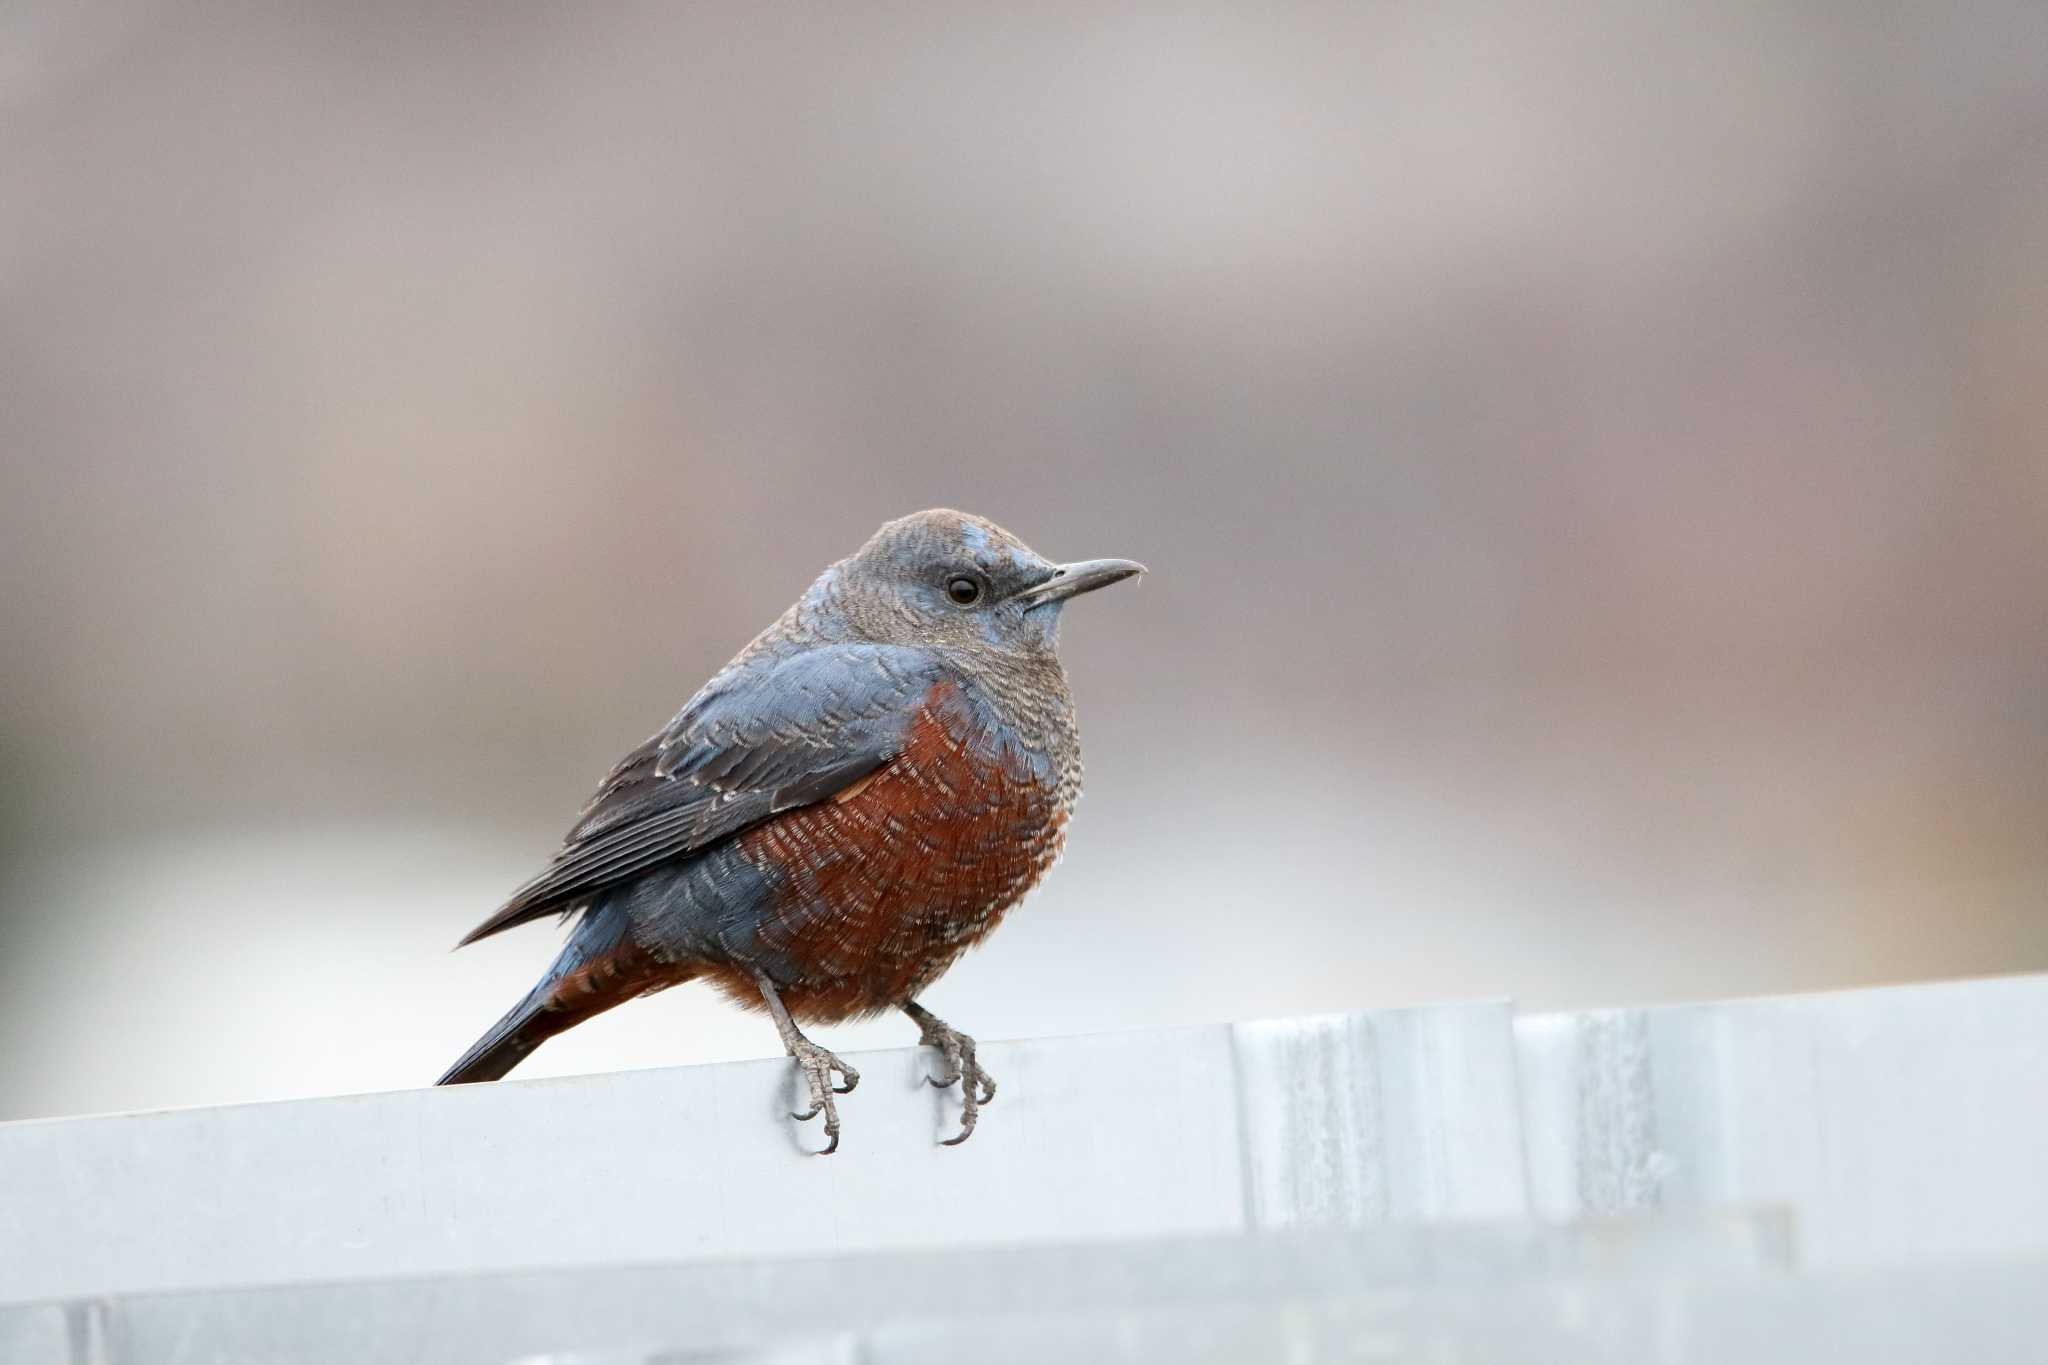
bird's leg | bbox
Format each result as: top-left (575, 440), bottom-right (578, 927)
top-left (902, 1000), bottom-right (996, 1146)
top-left (751, 970), bottom-right (859, 1155)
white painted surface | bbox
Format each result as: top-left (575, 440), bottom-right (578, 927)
top-left (0, 1002), bottom-right (1527, 1307)
top-left (7, 972), bottom-right (2048, 1364)
top-left (866, 1258), bottom-right (2048, 1365)
top-left (0, 1305), bottom-right (67, 1365)
top-left (0, 1217), bottom-right (1790, 1365)
top-left (1516, 972), bottom-right (2048, 1267)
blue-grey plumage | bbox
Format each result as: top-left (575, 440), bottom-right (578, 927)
top-left (437, 510), bottom-right (1143, 1151)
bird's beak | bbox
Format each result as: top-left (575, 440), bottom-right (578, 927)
top-left (1014, 557), bottom-right (1148, 609)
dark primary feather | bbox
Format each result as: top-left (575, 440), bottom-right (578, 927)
top-left (456, 643), bottom-right (942, 947)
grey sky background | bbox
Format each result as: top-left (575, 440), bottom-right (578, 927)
top-left (3, 2), bottom-right (2045, 1122)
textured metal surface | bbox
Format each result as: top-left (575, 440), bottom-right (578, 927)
top-left (1516, 972), bottom-right (2048, 1266)
top-left (1230, 1003), bottom-right (1527, 1226)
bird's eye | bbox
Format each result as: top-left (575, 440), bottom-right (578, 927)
top-left (945, 574), bottom-right (984, 606)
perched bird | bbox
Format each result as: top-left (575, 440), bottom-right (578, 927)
top-left (437, 509), bottom-right (1143, 1151)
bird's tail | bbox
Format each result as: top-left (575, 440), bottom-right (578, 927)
top-left (436, 904), bottom-right (681, 1086)
top-left (436, 986), bottom-right (553, 1085)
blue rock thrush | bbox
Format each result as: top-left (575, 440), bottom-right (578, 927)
top-left (437, 510), bottom-right (1144, 1151)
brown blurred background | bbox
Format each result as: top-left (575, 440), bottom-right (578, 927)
top-left (2, 2), bottom-right (2045, 1123)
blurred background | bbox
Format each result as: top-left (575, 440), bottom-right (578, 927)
top-left (2, 1), bottom-right (2045, 1124)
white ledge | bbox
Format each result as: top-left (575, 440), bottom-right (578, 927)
top-left (1, 1216), bottom-right (1793, 1365)
top-left (0, 1003), bottom-right (1524, 1307)
top-left (3, 971), bottom-right (2047, 1336)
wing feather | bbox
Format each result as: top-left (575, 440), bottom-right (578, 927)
top-left (456, 643), bottom-right (940, 946)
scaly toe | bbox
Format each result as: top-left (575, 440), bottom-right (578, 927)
top-left (910, 1013), bottom-right (997, 1146)
top-left (786, 1041), bottom-right (855, 1155)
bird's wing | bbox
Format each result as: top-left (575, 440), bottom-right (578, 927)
top-left (457, 643), bottom-right (943, 945)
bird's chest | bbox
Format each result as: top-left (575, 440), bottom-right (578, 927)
top-left (732, 682), bottom-right (1073, 1017)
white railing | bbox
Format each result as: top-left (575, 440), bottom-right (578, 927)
top-left (3, 971), bottom-right (2045, 1362)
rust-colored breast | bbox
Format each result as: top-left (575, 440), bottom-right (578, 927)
top-left (713, 680), bottom-right (1068, 1023)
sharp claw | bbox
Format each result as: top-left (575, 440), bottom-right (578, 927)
top-left (760, 980), bottom-right (863, 1152)
top-left (906, 1009), bottom-right (996, 1147)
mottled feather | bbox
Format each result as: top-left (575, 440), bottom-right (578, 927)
top-left (456, 643), bottom-right (941, 945)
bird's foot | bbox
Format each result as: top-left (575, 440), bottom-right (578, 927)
top-left (915, 1012), bottom-right (996, 1146)
top-left (787, 1037), bottom-right (859, 1156)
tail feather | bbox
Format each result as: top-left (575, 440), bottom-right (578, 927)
top-left (436, 989), bottom-right (551, 1085)
top-left (436, 905), bottom-right (680, 1086)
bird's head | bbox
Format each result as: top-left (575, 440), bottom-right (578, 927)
top-left (821, 509), bottom-right (1144, 660)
